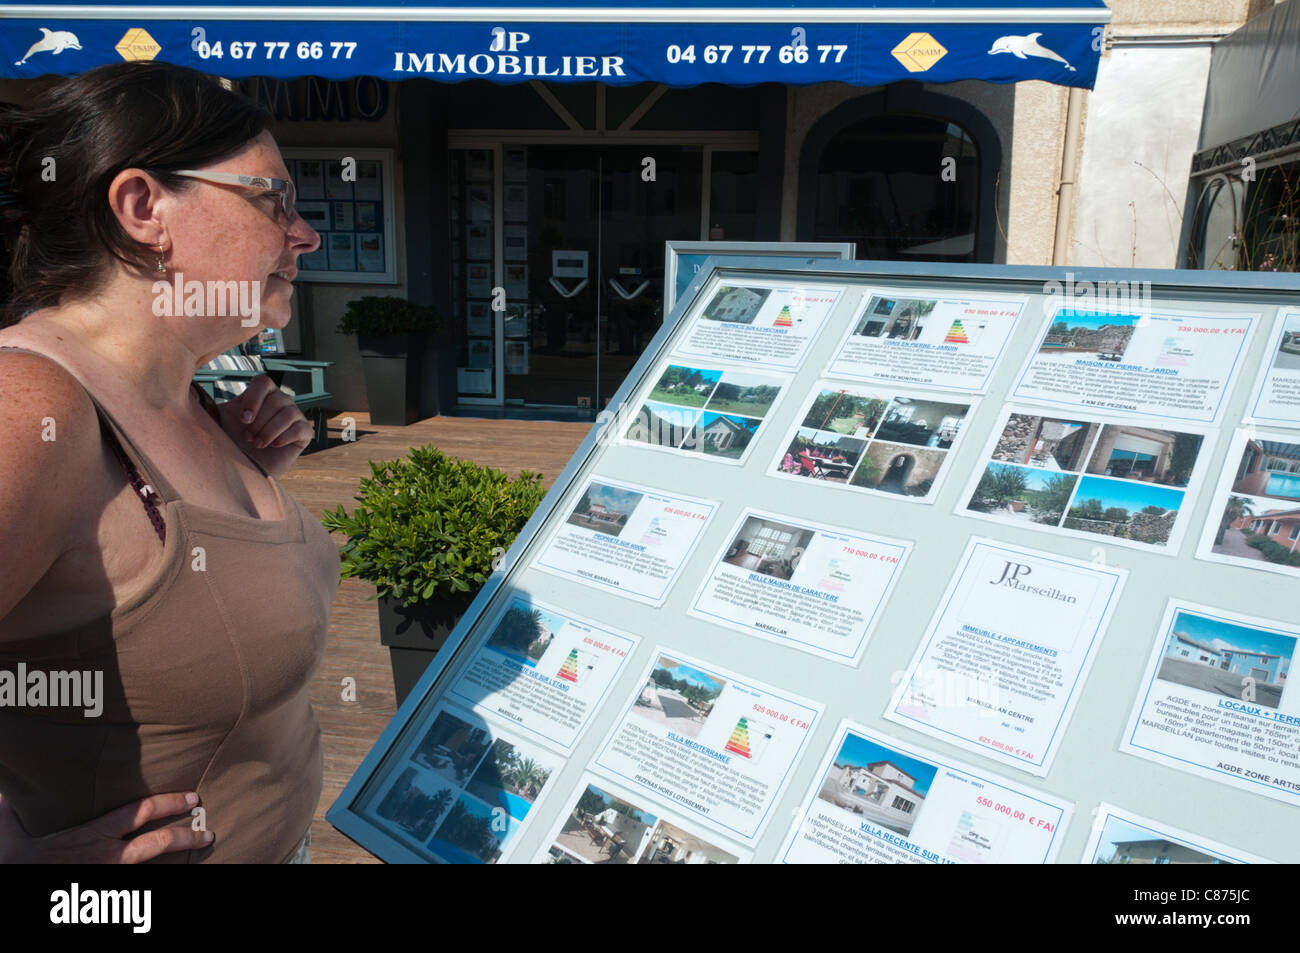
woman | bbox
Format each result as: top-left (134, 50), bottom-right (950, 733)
top-left (0, 61), bottom-right (338, 862)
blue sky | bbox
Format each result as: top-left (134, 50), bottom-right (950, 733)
top-left (585, 482), bottom-right (645, 516)
top-left (1072, 475), bottom-right (1185, 513)
top-left (986, 461), bottom-right (1077, 493)
top-left (696, 410), bottom-right (760, 431)
top-left (1053, 310), bottom-right (1140, 331)
top-left (1172, 609), bottom-right (1296, 668)
top-left (507, 600), bottom-right (564, 639)
top-left (654, 657), bottom-right (725, 695)
top-left (833, 733), bottom-right (937, 798)
top-left (659, 365), bottom-right (722, 389)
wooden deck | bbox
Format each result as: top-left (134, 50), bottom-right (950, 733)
top-left (279, 410), bottom-right (590, 864)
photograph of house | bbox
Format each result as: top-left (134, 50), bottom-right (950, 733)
top-left (968, 462), bottom-right (1079, 525)
top-left (1273, 316), bottom-right (1300, 373)
top-left (723, 516), bottom-right (815, 580)
top-left (1085, 426), bottom-right (1202, 487)
top-left (375, 767), bottom-right (455, 842)
top-left (624, 399), bottom-right (699, 449)
top-left (1094, 817), bottom-right (1226, 865)
top-left (993, 414), bottom-right (1097, 471)
top-left (817, 733), bottom-right (936, 838)
top-left (702, 285), bottom-right (770, 325)
top-left (464, 739), bottom-right (552, 822)
top-left (682, 411), bottom-right (761, 459)
top-left (411, 710), bottom-right (491, 785)
top-left (648, 364), bottom-right (722, 407)
top-left (702, 372), bottom-right (783, 419)
top-left (875, 397), bottom-right (968, 449)
top-left (1231, 438), bottom-right (1300, 502)
top-left (565, 482), bottom-right (644, 537)
top-left (553, 784), bottom-right (658, 864)
top-left (1062, 475), bottom-right (1185, 545)
top-left (485, 603), bottom-right (558, 667)
top-left (1037, 311), bottom-right (1138, 361)
top-left (778, 429), bottom-right (867, 483)
top-left (431, 794), bottom-right (514, 864)
top-left (854, 295), bottom-right (938, 340)
top-left (638, 820), bottom-right (740, 865)
top-left (1156, 609), bottom-right (1294, 710)
top-left (1226, 505), bottom-right (1300, 568)
top-left (853, 442), bottom-right (948, 497)
top-left (801, 388), bottom-right (888, 438)
top-left (634, 656), bottom-right (726, 740)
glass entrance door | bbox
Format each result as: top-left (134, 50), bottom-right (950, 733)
top-left (505, 144), bottom-right (703, 410)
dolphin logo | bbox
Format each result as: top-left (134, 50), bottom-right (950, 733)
top-left (988, 32), bottom-right (1075, 71)
top-left (15, 27), bottom-right (83, 67)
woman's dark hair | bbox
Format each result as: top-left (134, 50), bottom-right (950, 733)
top-left (0, 61), bottom-right (274, 326)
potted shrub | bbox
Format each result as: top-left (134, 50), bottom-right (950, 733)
top-left (337, 295), bottom-right (444, 426)
top-left (322, 445), bottom-right (546, 704)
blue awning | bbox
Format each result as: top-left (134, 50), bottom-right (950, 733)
top-left (2, 1), bottom-right (1110, 87)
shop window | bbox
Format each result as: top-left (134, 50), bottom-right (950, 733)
top-left (812, 114), bottom-right (980, 262)
top-left (1239, 160), bottom-right (1300, 272)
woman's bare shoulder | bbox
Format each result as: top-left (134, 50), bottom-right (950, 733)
top-left (0, 349), bottom-right (107, 630)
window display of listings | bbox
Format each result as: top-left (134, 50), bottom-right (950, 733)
top-left (621, 360), bottom-right (790, 466)
top-left (1197, 428), bottom-right (1300, 578)
top-left (780, 722), bottom-right (1070, 864)
top-left (537, 774), bottom-right (751, 864)
top-left (769, 380), bottom-right (977, 502)
top-left (1246, 309), bottom-right (1300, 427)
top-left (356, 702), bottom-right (561, 864)
top-left (957, 405), bottom-right (1213, 554)
top-left (826, 289), bottom-right (1026, 393)
top-left (1122, 600), bottom-right (1300, 808)
top-left (1012, 304), bottom-right (1257, 424)
top-left (673, 281), bottom-right (845, 369)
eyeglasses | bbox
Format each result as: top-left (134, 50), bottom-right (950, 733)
top-left (169, 169), bottom-right (298, 225)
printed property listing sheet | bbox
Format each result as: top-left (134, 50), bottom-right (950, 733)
top-left (1121, 599), bottom-right (1300, 808)
top-left (1011, 303), bottom-right (1257, 424)
top-left (620, 359), bottom-right (792, 466)
top-left (688, 508), bottom-right (911, 665)
top-left (886, 537), bottom-right (1126, 776)
top-left (446, 596), bottom-right (639, 753)
top-left (1081, 802), bottom-right (1273, 865)
top-left (532, 476), bottom-right (717, 605)
top-left (957, 404), bottom-right (1215, 555)
top-left (779, 721), bottom-right (1070, 864)
top-left (535, 772), bottom-right (752, 865)
top-left (768, 379), bottom-right (978, 504)
top-left (672, 280), bottom-right (845, 369)
top-left (1196, 427), bottom-right (1300, 580)
top-left (825, 287), bottom-right (1027, 394)
top-left (1246, 309), bottom-right (1300, 428)
top-left (591, 649), bottom-right (823, 844)
top-left (357, 700), bottom-right (562, 864)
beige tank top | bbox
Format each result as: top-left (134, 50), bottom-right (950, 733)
top-left (0, 347), bottom-right (340, 863)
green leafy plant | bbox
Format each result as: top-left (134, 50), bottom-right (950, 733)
top-left (321, 446), bottom-right (545, 606)
top-left (336, 295), bottom-right (445, 336)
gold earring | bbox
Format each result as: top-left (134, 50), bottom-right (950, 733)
top-left (155, 241), bottom-right (166, 273)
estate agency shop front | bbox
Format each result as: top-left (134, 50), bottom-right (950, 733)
top-left (1, 1), bottom-right (1107, 418)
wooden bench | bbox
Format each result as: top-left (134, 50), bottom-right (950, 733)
top-left (194, 349), bottom-right (334, 451)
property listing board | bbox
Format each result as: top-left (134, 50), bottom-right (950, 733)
top-left (331, 261), bottom-right (1299, 865)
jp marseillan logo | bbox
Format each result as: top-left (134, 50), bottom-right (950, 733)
top-left (891, 32), bottom-right (947, 73)
top-left (116, 27), bottom-right (161, 61)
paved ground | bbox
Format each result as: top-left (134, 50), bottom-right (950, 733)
top-left (1216, 528), bottom-right (1266, 561)
top-left (632, 688), bottom-right (708, 738)
top-left (1158, 657), bottom-right (1283, 709)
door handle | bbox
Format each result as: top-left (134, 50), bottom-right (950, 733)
top-left (608, 277), bottom-right (650, 300)
top-left (549, 276), bottom-right (589, 298)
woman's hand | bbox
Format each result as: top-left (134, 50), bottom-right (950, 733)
top-left (0, 791), bottom-right (213, 863)
top-left (216, 375), bottom-right (313, 479)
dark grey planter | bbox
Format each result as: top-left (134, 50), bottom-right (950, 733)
top-left (357, 332), bottom-right (428, 426)
top-left (377, 590), bottom-right (477, 705)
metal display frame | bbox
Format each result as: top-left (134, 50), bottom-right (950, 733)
top-left (329, 258), bottom-right (1300, 865)
top-left (662, 241), bottom-right (855, 317)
